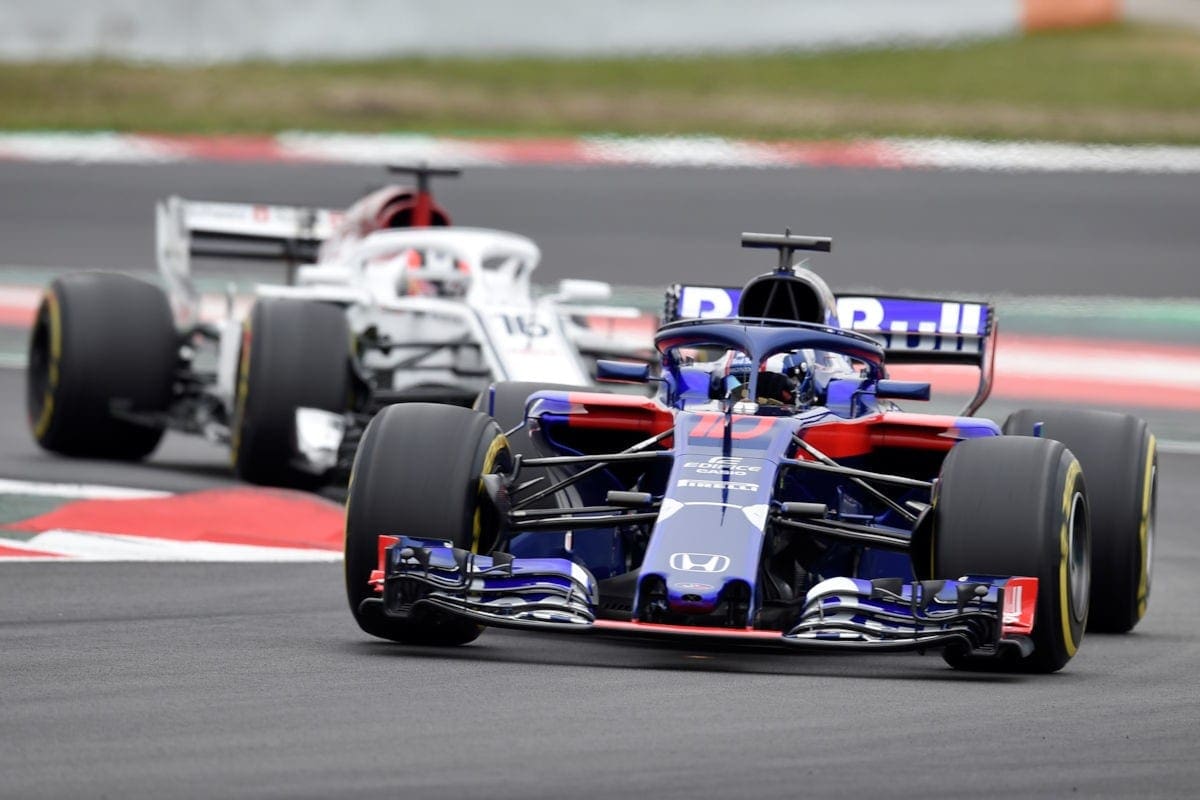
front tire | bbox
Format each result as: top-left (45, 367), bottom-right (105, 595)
top-left (934, 436), bottom-right (1090, 673)
top-left (474, 380), bottom-right (589, 458)
top-left (26, 272), bottom-right (176, 460)
top-left (231, 299), bottom-right (351, 488)
top-left (345, 403), bottom-right (512, 645)
top-left (1003, 408), bottom-right (1156, 633)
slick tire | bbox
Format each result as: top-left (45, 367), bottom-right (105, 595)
top-left (231, 299), bottom-right (350, 488)
top-left (345, 403), bottom-right (512, 645)
top-left (934, 436), bottom-right (1090, 673)
top-left (26, 272), bottom-right (176, 460)
top-left (1003, 408), bottom-right (1156, 633)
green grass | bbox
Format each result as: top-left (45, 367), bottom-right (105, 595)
top-left (3, 23), bottom-right (1200, 143)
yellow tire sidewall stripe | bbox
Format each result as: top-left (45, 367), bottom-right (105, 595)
top-left (472, 433), bottom-right (509, 554)
top-left (229, 317), bottom-right (253, 467)
top-left (32, 291), bottom-right (62, 440)
top-left (1136, 434), bottom-right (1156, 618)
top-left (1059, 458), bottom-right (1083, 657)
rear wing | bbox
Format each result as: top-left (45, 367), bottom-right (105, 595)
top-left (663, 284), bottom-right (997, 415)
top-left (155, 196), bottom-right (343, 325)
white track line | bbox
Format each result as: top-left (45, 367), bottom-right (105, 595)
top-left (4, 133), bottom-right (1200, 173)
top-left (1159, 439), bottom-right (1200, 456)
top-left (9, 530), bottom-right (342, 562)
top-left (887, 138), bottom-right (1200, 174)
top-left (0, 478), bottom-right (171, 499)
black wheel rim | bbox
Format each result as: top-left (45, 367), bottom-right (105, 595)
top-left (1068, 490), bottom-right (1090, 623)
top-left (26, 309), bottom-right (51, 423)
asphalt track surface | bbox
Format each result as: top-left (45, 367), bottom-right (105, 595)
top-left (2, 163), bottom-right (1199, 798)
top-left (2, 161), bottom-right (1199, 297)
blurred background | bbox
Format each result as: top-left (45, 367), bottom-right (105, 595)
top-left (0, 0), bottom-right (1198, 142)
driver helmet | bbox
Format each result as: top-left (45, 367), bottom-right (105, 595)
top-left (757, 351), bottom-right (809, 405)
top-left (400, 249), bottom-right (471, 297)
top-left (728, 350), bottom-right (754, 384)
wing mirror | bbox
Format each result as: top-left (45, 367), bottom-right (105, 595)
top-left (555, 278), bottom-right (613, 304)
top-left (874, 380), bottom-right (931, 401)
top-left (596, 359), bottom-right (651, 383)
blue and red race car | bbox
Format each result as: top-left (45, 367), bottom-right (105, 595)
top-left (344, 231), bottom-right (1156, 672)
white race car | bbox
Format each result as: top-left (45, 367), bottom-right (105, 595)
top-left (26, 166), bottom-right (647, 487)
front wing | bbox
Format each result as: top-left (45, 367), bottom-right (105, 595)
top-left (364, 537), bottom-right (1037, 658)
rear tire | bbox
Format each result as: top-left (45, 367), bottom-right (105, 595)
top-left (1003, 408), bottom-right (1156, 633)
top-left (26, 272), bottom-right (176, 460)
top-left (231, 299), bottom-right (351, 488)
top-left (345, 403), bottom-right (512, 645)
top-left (934, 436), bottom-right (1090, 673)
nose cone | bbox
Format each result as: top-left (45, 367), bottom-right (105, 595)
top-left (666, 576), bottom-right (722, 614)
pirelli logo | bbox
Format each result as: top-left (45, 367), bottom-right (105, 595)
top-left (676, 479), bottom-right (758, 492)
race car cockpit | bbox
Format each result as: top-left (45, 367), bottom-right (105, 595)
top-left (654, 230), bottom-right (993, 417)
top-left (655, 320), bottom-right (884, 418)
top-left (394, 249), bottom-right (472, 298)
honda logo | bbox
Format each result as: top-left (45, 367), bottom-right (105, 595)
top-left (669, 552), bottom-right (731, 573)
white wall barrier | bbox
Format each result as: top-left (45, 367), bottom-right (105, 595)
top-left (0, 0), bottom-right (1120, 63)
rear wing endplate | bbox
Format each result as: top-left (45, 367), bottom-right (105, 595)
top-left (663, 284), bottom-right (997, 415)
top-left (155, 196), bottom-right (342, 325)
